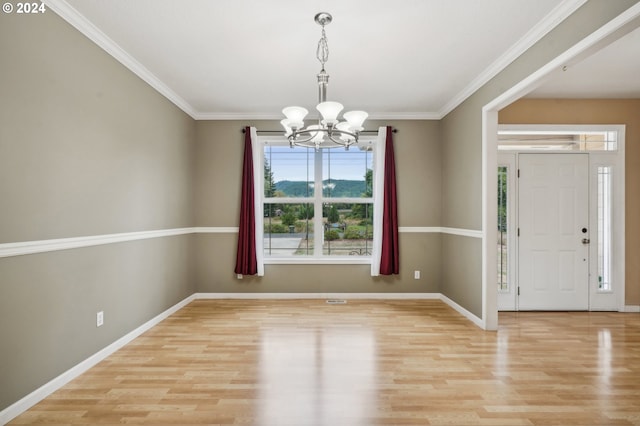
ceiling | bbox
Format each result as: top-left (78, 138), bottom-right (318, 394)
top-left (44, 0), bottom-right (638, 120)
top-left (528, 24), bottom-right (640, 98)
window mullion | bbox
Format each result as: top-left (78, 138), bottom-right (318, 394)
top-left (314, 149), bottom-right (323, 256)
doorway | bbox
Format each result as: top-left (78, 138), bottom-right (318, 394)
top-left (496, 125), bottom-right (625, 312)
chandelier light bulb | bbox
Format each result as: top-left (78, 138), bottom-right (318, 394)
top-left (343, 110), bottom-right (368, 132)
top-left (307, 124), bottom-right (324, 143)
top-left (282, 106), bottom-right (309, 129)
top-left (280, 119), bottom-right (293, 136)
top-left (336, 122), bottom-right (355, 141)
top-left (316, 101), bottom-right (344, 126)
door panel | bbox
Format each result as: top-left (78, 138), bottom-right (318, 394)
top-left (518, 154), bottom-right (589, 310)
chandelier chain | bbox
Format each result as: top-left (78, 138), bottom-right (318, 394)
top-left (281, 12), bottom-right (367, 150)
top-left (316, 26), bottom-right (329, 69)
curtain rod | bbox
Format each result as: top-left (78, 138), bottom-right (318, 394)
top-left (241, 128), bottom-right (397, 134)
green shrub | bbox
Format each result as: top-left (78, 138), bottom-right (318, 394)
top-left (294, 221), bottom-right (313, 233)
top-left (344, 226), bottom-right (364, 240)
top-left (325, 229), bottom-right (341, 241)
top-left (281, 212), bottom-right (297, 227)
top-left (265, 223), bottom-right (287, 233)
top-left (327, 205), bottom-right (340, 223)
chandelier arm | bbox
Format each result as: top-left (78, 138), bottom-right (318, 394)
top-left (289, 128), bottom-right (332, 145)
top-left (329, 128), bottom-right (358, 138)
top-left (327, 134), bottom-right (347, 145)
top-left (289, 133), bottom-right (319, 145)
top-left (328, 129), bottom-right (359, 144)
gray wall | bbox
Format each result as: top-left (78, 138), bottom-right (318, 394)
top-left (193, 120), bottom-right (442, 293)
top-left (439, 0), bottom-right (640, 317)
top-left (0, 11), bottom-right (196, 411)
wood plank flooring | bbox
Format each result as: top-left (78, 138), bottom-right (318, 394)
top-left (9, 300), bottom-right (640, 425)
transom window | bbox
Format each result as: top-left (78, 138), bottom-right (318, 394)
top-left (260, 139), bottom-right (375, 261)
top-left (498, 128), bottom-right (618, 151)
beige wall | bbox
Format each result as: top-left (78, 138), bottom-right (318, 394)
top-left (193, 119), bottom-right (442, 293)
top-left (499, 98), bottom-right (640, 305)
top-left (0, 10), bottom-right (196, 411)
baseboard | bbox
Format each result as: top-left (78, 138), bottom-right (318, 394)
top-left (167, 292), bottom-right (486, 333)
top-left (439, 294), bottom-right (485, 328)
top-left (0, 294), bottom-right (196, 425)
top-left (194, 292), bottom-right (441, 300)
top-left (195, 292), bottom-right (484, 328)
top-left (622, 305), bottom-right (640, 313)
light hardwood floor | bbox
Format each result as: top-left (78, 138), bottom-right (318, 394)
top-left (10, 299), bottom-right (640, 425)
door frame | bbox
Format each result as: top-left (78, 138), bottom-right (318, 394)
top-left (497, 125), bottom-right (625, 311)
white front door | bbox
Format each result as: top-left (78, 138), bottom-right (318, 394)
top-left (518, 154), bottom-right (590, 310)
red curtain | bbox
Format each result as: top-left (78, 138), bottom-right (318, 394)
top-left (234, 127), bottom-right (258, 275)
top-left (380, 126), bottom-right (399, 275)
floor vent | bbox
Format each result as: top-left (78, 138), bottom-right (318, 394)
top-left (326, 299), bottom-right (347, 304)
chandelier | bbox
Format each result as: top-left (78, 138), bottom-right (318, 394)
top-left (281, 12), bottom-right (368, 150)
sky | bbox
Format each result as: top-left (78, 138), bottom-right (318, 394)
top-left (266, 146), bottom-right (372, 182)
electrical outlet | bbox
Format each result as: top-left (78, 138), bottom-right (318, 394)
top-left (414, 270), bottom-right (421, 279)
top-left (96, 311), bottom-right (104, 327)
top-left (237, 274), bottom-right (243, 279)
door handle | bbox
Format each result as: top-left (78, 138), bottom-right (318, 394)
top-left (582, 238), bottom-right (590, 244)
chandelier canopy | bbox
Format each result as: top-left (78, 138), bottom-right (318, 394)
top-left (281, 12), bottom-right (368, 150)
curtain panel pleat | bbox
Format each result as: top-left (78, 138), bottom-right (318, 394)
top-left (234, 126), bottom-right (258, 275)
top-left (379, 126), bottom-right (400, 275)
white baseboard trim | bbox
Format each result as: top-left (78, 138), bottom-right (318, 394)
top-left (194, 292), bottom-right (442, 300)
top-left (622, 305), bottom-right (640, 313)
top-left (194, 292), bottom-right (485, 328)
top-left (0, 294), bottom-right (196, 425)
top-left (439, 294), bottom-right (485, 329)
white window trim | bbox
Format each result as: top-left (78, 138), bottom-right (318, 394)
top-left (255, 128), bottom-right (385, 267)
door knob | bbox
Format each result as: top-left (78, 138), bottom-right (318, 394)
top-left (582, 238), bottom-right (590, 244)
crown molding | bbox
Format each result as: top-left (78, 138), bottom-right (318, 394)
top-left (43, 0), bottom-right (199, 119)
top-left (193, 111), bottom-right (442, 121)
top-left (438, 0), bottom-right (589, 118)
top-left (366, 112), bottom-right (442, 120)
top-left (193, 112), bottom-right (284, 121)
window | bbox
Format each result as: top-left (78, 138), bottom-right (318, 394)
top-left (261, 139), bottom-right (375, 261)
top-left (498, 129), bottom-right (618, 151)
top-left (597, 166), bottom-right (612, 292)
top-left (497, 166), bottom-right (508, 291)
